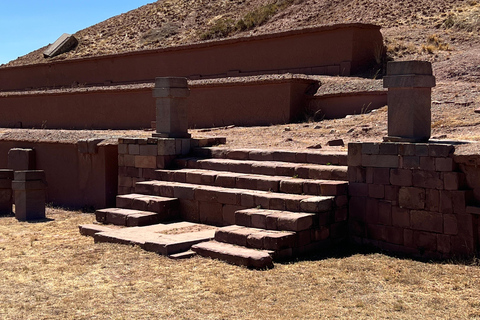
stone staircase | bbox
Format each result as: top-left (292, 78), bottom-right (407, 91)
top-left (80, 147), bottom-right (349, 268)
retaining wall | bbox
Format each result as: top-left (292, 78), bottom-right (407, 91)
top-left (0, 77), bottom-right (317, 129)
top-left (0, 23), bottom-right (382, 91)
top-left (307, 91), bottom-right (387, 119)
top-left (348, 142), bottom-right (479, 259)
top-left (0, 139), bottom-right (118, 209)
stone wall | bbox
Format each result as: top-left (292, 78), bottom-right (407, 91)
top-left (0, 139), bottom-right (118, 209)
top-left (118, 137), bottom-right (225, 195)
top-left (0, 76), bottom-right (316, 130)
top-left (0, 23), bottom-right (382, 91)
top-left (348, 142), bottom-right (477, 259)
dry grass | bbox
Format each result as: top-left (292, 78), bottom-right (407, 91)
top-left (1, 208), bottom-right (480, 319)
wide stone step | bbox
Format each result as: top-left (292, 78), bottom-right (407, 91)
top-left (215, 225), bottom-right (296, 252)
top-left (155, 168), bottom-right (347, 196)
top-left (135, 180), bottom-right (334, 226)
top-left (95, 208), bottom-right (163, 227)
top-left (192, 147), bottom-right (348, 166)
top-left (191, 240), bottom-right (274, 269)
top-left (93, 221), bottom-right (217, 256)
top-left (175, 158), bottom-right (348, 181)
top-left (115, 193), bottom-right (179, 222)
top-left (234, 208), bottom-right (315, 231)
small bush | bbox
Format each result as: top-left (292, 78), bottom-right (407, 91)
top-left (442, 5), bottom-right (480, 32)
top-left (422, 34), bottom-right (451, 53)
top-left (200, 0), bottom-right (295, 40)
top-left (236, 3), bottom-right (279, 31)
top-left (200, 18), bottom-right (236, 40)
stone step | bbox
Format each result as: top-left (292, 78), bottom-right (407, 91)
top-left (93, 221), bottom-right (217, 255)
top-left (175, 158), bottom-right (348, 181)
top-left (135, 180), bottom-right (335, 226)
top-left (192, 147), bottom-right (348, 166)
top-left (115, 193), bottom-right (179, 222)
top-left (191, 240), bottom-right (274, 269)
top-left (95, 208), bottom-right (163, 227)
top-left (79, 223), bottom-right (124, 237)
top-left (155, 168), bottom-right (347, 196)
top-left (234, 208), bottom-right (315, 231)
top-left (215, 225), bottom-right (296, 252)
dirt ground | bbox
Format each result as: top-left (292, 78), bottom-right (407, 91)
top-left (0, 208), bottom-right (479, 319)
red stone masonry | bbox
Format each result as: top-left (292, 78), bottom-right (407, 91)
top-left (348, 142), bottom-right (477, 259)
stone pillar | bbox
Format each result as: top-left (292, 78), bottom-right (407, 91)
top-left (12, 170), bottom-right (46, 221)
top-left (383, 61), bottom-right (436, 142)
top-left (152, 77), bottom-right (191, 138)
top-left (8, 148), bottom-right (36, 171)
top-left (0, 170), bottom-right (14, 215)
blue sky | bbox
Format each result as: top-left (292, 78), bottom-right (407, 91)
top-left (0, 0), bottom-right (151, 65)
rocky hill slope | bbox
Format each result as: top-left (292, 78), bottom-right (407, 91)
top-left (3, 0), bottom-right (480, 75)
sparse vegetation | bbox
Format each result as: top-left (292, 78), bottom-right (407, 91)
top-left (422, 34), bottom-right (451, 53)
top-left (200, 0), bottom-right (295, 40)
top-left (385, 38), bottom-right (419, 58)
top-left (442, 3), bottom-right (480, 32)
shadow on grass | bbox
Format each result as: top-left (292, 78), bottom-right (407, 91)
top-left (0, 212), bottom-right (54, 223)
top-left (276, 241), bottom-right (480, 267)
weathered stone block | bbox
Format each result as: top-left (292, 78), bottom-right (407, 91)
top-left (362, 155), bottom-right (399, 168)
top-left (384, 226), bottom-right (404, 245)
top-left (410, 210), bottom-right (443, 233)
top-left (43, 33), bottom-right (78, 58)
top-left (368, 184), bottom-right (385, 199)
top-left (8, 148), bottom-right (35, 171)
top-left (413, 231), bottom-right (437, 251)
top-left (443, 214), bottom-right (458, 235)
top-left (399, 187), bottom-right (425, 210)
top-left (349, 183), bottom-right (368, 197)
top-left (390, 168), bottom-right (412, 186)
top-left (134, 156), bottom-right (156, 169)
top-left (347, 166), bottom-right (366, 183)
top-left (391, 206), bottom-right (410, 228)
top-left (435, 157), bottom-right (455, 172)
top-left (400, 156), bottom-right (420, 169)
top-left (419, 156), bottom-right (435, 170)
top-left (443, 172), bottom-right (465, 191)
top-left (412, 170), bottom-right (443, 189)
top-left (425, 189), bottom-right (440, 212)
top-left (436, 234), bottom-right (451, 254)
top-left (378, 201), bottom-right (392, 225)
top-left (366, 167), bottom-right (390, 184)
top-left (429, 144), bottom-right (454, 157)
top-left (361, 143), bottom-right (380, 155)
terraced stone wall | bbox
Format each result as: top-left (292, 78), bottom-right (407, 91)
top-left (0, 23), bottom-right (382, 91)
top-left (0, 77), bottom-right (315, 130)
top-left (348, 142), bottom-right (478, 259)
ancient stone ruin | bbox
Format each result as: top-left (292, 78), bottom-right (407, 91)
top-left (0, 24), bottom-right (479, 268)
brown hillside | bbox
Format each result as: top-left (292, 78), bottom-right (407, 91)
top-left (3, 0), bottom-right (479, 70)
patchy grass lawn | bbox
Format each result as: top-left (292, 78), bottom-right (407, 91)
top-left (0, 208), bottom-right (479, 319)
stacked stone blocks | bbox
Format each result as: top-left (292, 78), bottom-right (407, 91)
top-left (12, 171), bottom-right (47, 221)
top-left (348, 142), bottom-right (474, 258)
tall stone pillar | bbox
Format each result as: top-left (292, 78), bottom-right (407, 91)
top-left (152, 77), bottom-right (191, 138)
top-left (383, 61), bottom-right (436, 142)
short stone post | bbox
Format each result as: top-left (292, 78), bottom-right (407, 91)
top-left (383, 61), bottom-right (436, 142)
top-left (8, 148), bottom-right (36, 171)
top-left (0, 170), bottom-right (14, 215)
top-left (152, 77), bottom-right (191, 138)
top-left (12, 170), bottom-right (47, 221)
